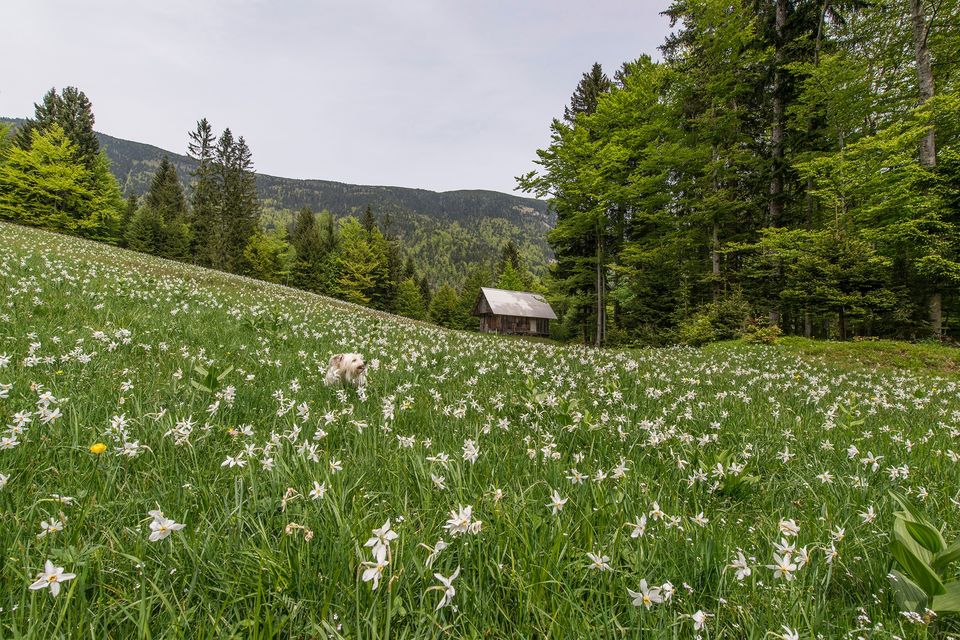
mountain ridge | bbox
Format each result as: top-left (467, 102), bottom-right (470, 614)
top-left (1, 116), bottom-right (554, 285)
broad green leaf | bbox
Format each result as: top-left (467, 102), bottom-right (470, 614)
top-left (904, 518), bottom-right (946, 554)
top-left (891, 518), bottom-right (945, 596)
top-left (888, 569), bottom-right (928, 612)
top-left (932, 581), bottom-right (960, 614)
top-left (932, 539), bottom-right (960, 572)
top-left (890, 491), bottom-right (927, 524)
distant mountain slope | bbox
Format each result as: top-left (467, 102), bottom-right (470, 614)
top-left (1, 117), bottom-right (554, 286)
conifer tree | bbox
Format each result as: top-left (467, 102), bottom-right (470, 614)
top-left (336, 217), bottom-right (378, 304)
top-left (141, 156), bottom-right (191, 259)
top-left (361, 205), bottom-right (376, 234)
top-left (429, 284), bottom-right (464, 328)
top-left (16, 87), bottom-right (100, 169)
top-left (394, 277), bottom-right (427, 320)
top-left (458, 265), bottom-right (493, 326)
top-left (146, 156), bottom-right (188, 223)
top-left (124, 205), bottom-right (164, 254)
top-left (118, 195), bottom-right (138, 247)
top-left (419, 275), bottom-right (433, 308)
top-left (209, 129), bottom-right (260, 274)
top-left (563, 63), bottom-right (612, 124)
top-left (187, 118), bottom-right (218, 266)
top-left (290, 207), bottom-right (324, 291)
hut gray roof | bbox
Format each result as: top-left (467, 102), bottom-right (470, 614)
top-left (475, 287), bottom-right (557, 320)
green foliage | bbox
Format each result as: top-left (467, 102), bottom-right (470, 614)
top-left (0, 125), bottom-right (120, 240)
top-left (243, 230), bottom-right (293, 284)
top-left (887, 492), bottom-right (960, 614)
top-left (740, 322), bottom-right (782, 345)
top-left (429, 283), bottom-right (464, 328)
top-left (15, 86), bottom-right (100, 169)
top-left (336, 217), bottom-right (378, 304)
top-left (0, 122), bottom-right (12, 159)
top-left (124, 206), bottom-right (165, 254)
top-left (676, 292), bottom-right (752, 346)
top-left (145, 156), bottom-right (188, 223)
top-left (393, 277), bottom-right (427, 320)
top-left (522, 0), bottom-right (960, 344)
top-left (676, 313), bottom-right (717, 347)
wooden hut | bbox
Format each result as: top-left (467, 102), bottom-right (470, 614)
top-left (472, 287), bottom-right (557, 337)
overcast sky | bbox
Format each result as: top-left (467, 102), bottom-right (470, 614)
top-left (2, 1), bottom-right (672, 195)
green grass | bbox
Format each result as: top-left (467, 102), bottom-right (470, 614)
top-left (1, 222), bottom-right (959, 638)
top-left (770, 337), bottom-right (960, 374)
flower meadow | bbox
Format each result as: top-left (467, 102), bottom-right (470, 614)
top-left (1, 222), bottom-right (959, 639)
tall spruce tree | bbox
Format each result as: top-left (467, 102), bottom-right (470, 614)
top-left (187, 118), bottom-right (218, 266)
top-left (16, 87), bottom-right (100, 169)
top-left (146, 156), bottom-right (188, 223)
top-left (336, 217), bottom-right (378, 304)
top-left (563, 63), bottom-right (612, 124)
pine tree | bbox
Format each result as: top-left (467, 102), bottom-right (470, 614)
top-left (394, 277), bottom-right (427, 320)
top-left (457, 265), bottom-right (493, 329)
top-left (496, 240), bottom-right (533, 290)
top-left (496, 260), bottom-right (529, 291)
top-left (429, 284), bottom-right (464, 328)
top-left (140, 156), bottom-right (191, 259)
top-left (361, 205), bottom-right (376, 234)
top-left (14, 89), bottom-right (60, 151)
top-left (146, 156), bottom-right (188, 223)
top-left (336, 217), bottom-right (378, 304)
top-left (563, 63), bottom-right (612, 124)
top-left (16, 87), bottom-right (99, 169)
top-left (230, 136), bottom-right (260, 274)
top-left (209, 129), bottom-right (260, 274)
top-left (124, 205), bottom-right (164, 254)
top-left (290, 207), bottom-right (326, 291)
top-left (187, 118), bottom-right (218, 266)
top-left (118, 195), bottom-right (138, 246)
top-left (419, 275), bottom-right (433, 308)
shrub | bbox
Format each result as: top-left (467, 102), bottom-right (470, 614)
top-left (676, 312), bottom-right (717, 346)
top-left (741, 323), bottom-right (783, 344)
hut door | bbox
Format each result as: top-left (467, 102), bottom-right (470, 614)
top-left (529, 319), bottom-right (537, 333)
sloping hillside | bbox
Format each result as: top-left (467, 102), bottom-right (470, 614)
top-left (1, 221), bottom-right (958, 637)
top-left (1, 118), bottom-right (553, 284)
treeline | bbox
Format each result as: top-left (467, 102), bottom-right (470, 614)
top-left (521, 0), bottom-right (960, 345)
top-left (0, 87), bottom-right (540, 329)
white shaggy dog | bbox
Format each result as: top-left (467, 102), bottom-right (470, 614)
top-left (324, 353), bottom-right (367, 387)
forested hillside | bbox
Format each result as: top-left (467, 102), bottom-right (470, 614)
top-left (0, 100), bottom-right (545, 333)
top-left (0, 118), bottom-right (553, 286)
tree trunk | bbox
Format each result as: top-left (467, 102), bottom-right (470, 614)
top-left (768, 0), bottom-right (788, 226)
top-left (711, 144), bottom-right (722, 299)
top-left (804, 312), bottom-right (812, 338)
top-left (910, 0), bottom-right (936, 167)
top-left (838, 308), bottom-right (847, 341)
top-left (595, 228), bottom-right (606, 347)
top-left (767, 0), bottom-right (788, 327)
top-left (930, 292), bottom-right (943, 340)
top-left (712, 220), bottom-right (721, 298)
top-left (910, 0), bottom-right (942, 338)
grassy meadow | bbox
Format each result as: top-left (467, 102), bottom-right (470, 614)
top-left (1, 221), bottom-right (959, 638)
